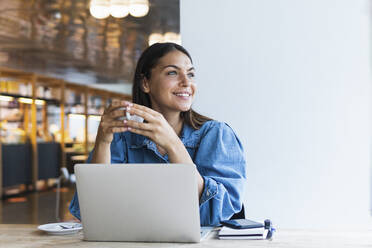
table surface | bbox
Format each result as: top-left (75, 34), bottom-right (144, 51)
top-left (1, 224), bottom-right (371, 248)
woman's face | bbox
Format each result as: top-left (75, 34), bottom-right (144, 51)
top-left (142, 50), bottom-right (196, 114)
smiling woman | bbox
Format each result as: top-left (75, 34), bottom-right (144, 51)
top-left (132, 43), bottom-right (211, 130)
top-left (140, 51), bottom-right (196, 117)
top-left (69, 42), bottom-right (247, 226)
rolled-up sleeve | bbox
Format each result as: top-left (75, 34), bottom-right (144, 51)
top-left (69, 133), bottom-right (126, 220)
top-left (195, 122), bottom-right (247, 226)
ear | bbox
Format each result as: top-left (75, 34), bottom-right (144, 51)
top-left (141, 76), bottom-right (150, 93)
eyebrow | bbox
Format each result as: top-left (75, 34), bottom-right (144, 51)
top-left (162, 65), bottom-right (195, 71)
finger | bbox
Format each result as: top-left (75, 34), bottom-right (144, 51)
top-left (127, 127), bottom-right (152, 137)
top-left (101, 120), bottom-right (127, 128)
top-left (108, 109), bottom-right (127, 119)
top-left (104, 100), bottom-right (133, 114)
top-left (126, 106), bottom-right (156, 122)
top-left (129, 103), bottom-right (160, 116)
top-left (124, 119), bottom-right (151, 131)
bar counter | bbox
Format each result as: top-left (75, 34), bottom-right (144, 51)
top-left (0, 224), bottom-right (371, 248)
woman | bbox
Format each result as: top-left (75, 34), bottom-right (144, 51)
top-left (69, 42), bottom-right (246, 226)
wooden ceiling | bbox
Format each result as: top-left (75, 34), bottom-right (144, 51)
top-left (0, 0), bottom-right (179, 85)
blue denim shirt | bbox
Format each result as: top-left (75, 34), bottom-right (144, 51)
top-left (69, 120), bottom-right (246, 226)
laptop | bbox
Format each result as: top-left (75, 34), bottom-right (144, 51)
top-left (75, 164), bottom-right (213, 243)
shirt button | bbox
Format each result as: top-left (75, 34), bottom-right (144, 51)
top-left (206, 190), bottom-right (210, 196)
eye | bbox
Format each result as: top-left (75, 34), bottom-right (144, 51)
top-left (188, 72), bottom-right (195, 78)
top-left (167, 71), bottom-right (177, 75)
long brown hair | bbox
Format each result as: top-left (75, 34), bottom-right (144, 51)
top-left (132, 42), bottom-right (212, 130)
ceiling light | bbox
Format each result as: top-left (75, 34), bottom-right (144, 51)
top-left (110, 0), bottom-right (130, 18)
top-left (0, 95), bottom-right (14, 102)
top-left (90, 0), bottom-right (110, 19)
top-left (18, 98), bottom-right (45, 105)
top-left (129, 0), bottom-right (149, 17)
top-left (148, 33), bottom-right (164, 46)
top-left (148, 32), bottom-right (181, 46)
top-left (18, 97), bottom-right (33, 104)
top-left (54, 12), bottom-right (62, 19)
top-left (163, 32), bottom-right (181, 45)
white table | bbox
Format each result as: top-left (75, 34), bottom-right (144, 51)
top-left (0, 224), bottom-right (371, 248)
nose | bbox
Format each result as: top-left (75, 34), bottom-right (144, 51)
top-left (179, 72), bottom-right (191, 87)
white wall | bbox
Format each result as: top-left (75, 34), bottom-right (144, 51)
top-left (181, 0), bottom-right (372, 229)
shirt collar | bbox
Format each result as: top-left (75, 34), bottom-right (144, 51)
top-left (180, 123), bottom-right (200, 148)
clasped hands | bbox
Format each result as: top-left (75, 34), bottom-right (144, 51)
top-left (96, 100), bottom-right (181, 152)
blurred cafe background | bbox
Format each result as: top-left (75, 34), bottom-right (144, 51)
top-left (0, 0), bottom-right (180, 224)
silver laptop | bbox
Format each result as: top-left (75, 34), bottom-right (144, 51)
top-left (75, 164), bottom-right (212, 243)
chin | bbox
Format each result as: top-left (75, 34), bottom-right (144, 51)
top-left (180, 108), bottom-right (191, 112)
top-left (176, 105), bottom-right (192, 112)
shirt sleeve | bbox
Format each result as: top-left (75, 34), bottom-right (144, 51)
top-left (195, 121), bottom-right (247, 226)
top-left (68, 133), bottom-right (127, 220)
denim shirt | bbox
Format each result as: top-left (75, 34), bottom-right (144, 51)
top-left (69, 120), bottom-right (247, 226)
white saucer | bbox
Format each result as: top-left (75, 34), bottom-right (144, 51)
top-left (38, 222), bottom-right (82, 235)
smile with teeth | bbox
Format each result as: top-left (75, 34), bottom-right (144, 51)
top-left (174, 92), bottom-right (191, 97)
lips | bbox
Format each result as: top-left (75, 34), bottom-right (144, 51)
top-left (173, 91), bottom-right (192, 97)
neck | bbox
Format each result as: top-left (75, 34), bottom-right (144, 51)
top-left (152, 105), bottom-right (183, 136)
top-left (162, 111), bottom-right (183, 136)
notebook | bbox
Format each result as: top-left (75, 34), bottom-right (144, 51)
top-left (219, 226), bottom-right (269, 240)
